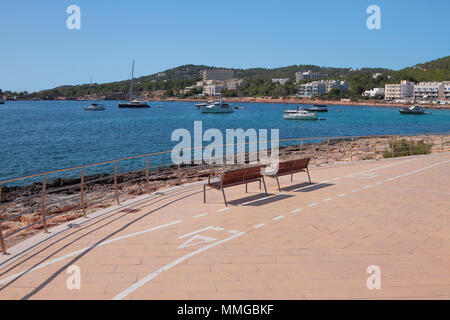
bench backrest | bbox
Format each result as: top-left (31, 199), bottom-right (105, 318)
top-left (276, 160), bottom-right (296, 175)
top-left (292, 158), bottom-right (311, 172)
top-left (221, 165), bottom-right (265, 187)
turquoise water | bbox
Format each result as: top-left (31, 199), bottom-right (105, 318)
top-left (1, 100), bottom-right (449, 182)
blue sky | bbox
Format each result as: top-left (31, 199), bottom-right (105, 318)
top-left (1, 0), bottom-right (449, 92)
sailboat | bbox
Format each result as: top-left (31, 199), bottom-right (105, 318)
top-left (84, 78), bottom-right (106, 111)
top-left (118, 60), bottom-right (150, 108)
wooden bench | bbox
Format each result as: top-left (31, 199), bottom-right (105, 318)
top-left (264, 158), bottom-right (311, 191)
top-left (204, 165), bottom-right (267, 206)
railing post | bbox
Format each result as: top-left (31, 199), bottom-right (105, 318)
top-left (300, 139), bottom-right (303, 151)
top-left (114, 161), bottom-right (120, 205)
top-left (391, 137), bottom-right (395, 158)
top-left (327, 139), bottom-right (330, 164)
top-left (0, 184), bottom-right (7, 255)
top-left (80, 168), bottom-right (86, 217)
top-left (350, 138), bottom-right (353, 162)
top-left (146, 155), bottom-right (150, 185)
top-left (41, 176), bottom-right (49, 233)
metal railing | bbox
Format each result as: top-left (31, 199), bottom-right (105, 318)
top-left (1, 131), bottom-right (449, 254)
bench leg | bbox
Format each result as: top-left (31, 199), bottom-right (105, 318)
top-left (261, 176), bottom-right (268, 195)
top-left (259, 179), bottom-right (261, 190)
top-left (291, 173), bottom-right (293, 182)
top-left (245, 182), bottom-right (248, 193)
top-left (221, 188), bottom-right (228, 206)
top-left (276, 176), bottom-right (281, 192)
top-left (306, 168), bottom-right (311, 184)
top-left (203, 185), bottom-right (206, 203)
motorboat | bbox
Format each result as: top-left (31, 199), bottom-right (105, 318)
top-left (234, 106), bottom-right (245, 110)
top-left (200, 100), bottom-right (234, 113)
top-left (196, 100), bottom-right (219, 109)
top-left (399, 105), bottom-right (430, 115)
top-left (118, 60), bottom-right (150, 108)
top-left (283, 107), bottom-right (317, 120)
top-left (304, 104), bottom-right (328, 112)
top-left (84, 102), bottom-right (106, 111)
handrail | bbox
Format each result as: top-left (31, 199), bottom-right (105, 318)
top-left (1, 131), bottom-right (449, 254)
top-left (1, 131), bottom-right (449, 184)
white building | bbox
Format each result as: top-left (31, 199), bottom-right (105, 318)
top-left (385, 81), bottom-right (414, 100)
top-left (414, 82), bottom-right (445, 100)
top-left (298, 80), bottom-right (349, 97)
top-left (295, 70), bottom-right (328, 83)
top-left (272, 78), bottom-right (290, 85)
top-left (203, 84), bottom-right (225, 97)
top-left (362, 88), bottom-right (385, 98)
top-left (201, 69), bottom-right (234, 81)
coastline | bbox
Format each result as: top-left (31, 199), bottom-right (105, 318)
top-left (2, 134), bottom-right (449, 249)
top-left (156, 97), bottom-right (450, 110)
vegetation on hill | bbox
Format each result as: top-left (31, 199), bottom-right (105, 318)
top-left (3, 56), bottom-right (449, 100)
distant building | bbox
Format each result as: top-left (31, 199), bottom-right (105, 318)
top-left (203, 84), bottom-right (225, 97)
top-left (201, 69), bottom-right (234, 81)
top-left (298, 80), bottom-right (348, 97)
top-left (385, 80), bottom-right (414, 100)
top-left (272, 78), bottom-right (290, 85)
top-left (362, 88), bottom-right (385, 97)
top-left (413, 82), bottom-right (443, 100)
top-left (295, 70), bottom-right (328, 83)
top-left (372, 73), bottom-right (383, 79)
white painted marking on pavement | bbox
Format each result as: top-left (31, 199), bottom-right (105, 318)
top-left (385, 159), bottom-right (450, 182)
top-left (253, 223), bottom-right (265, 229)
top-left (323, 198), bottom-right (333, 202)
top-left (291, 209), bottom-right (302, 214)
top-left (113, 231), bottom-right (246, 300)
top-left (178, 226), bottom-right (214, 239)
top-left (193, 213), bottom-right (208, 218)
top-left (217, 207), bottom-right (231, 212)
top-left (338, 193), bottom-right (347, 197)
top-left (0, 220), bottom-right (183, 286)
top-left (308, 202), bottom-right (318, 207)
top-left (272, 215), bottom-right (285, 221)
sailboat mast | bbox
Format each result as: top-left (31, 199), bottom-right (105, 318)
top-left (129, 60), bottom-right (135, 102)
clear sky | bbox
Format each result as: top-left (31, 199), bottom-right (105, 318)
top-left (1, 0), bottom-right (449, 92)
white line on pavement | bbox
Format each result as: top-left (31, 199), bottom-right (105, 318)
top-left (323, 198), bottom-right (333, 202)
top-left (308, 202), bottom-right (318, 207)
top-left (385, 159), bottom-right (450, 182)
top-left (193, 213), bottom-right (208, 218)
top-left (272, 215), bottom-right (285, 221)
top-left (253, 223), bottom-right (265, 229)
top-left (113, 231), bottom-right (246, 300)
top-left (291, 209), bottom-right (302, 213)
top-left (178, 226), bottom-right (214, 239)
top-left (217, 207), bottom-right (231, 212)
top-left (0, 220), bottom-right (183, 286)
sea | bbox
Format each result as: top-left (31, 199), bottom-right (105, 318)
top-left (1, 100), bottom-right (449, 184)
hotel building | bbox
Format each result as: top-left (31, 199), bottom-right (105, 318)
top-left (298, 80), bottom-right (349, 97)
top-left (201, 69), bottom-right (234, 81)
top-left (384, 81), bottom-right (414, 100)
top-left (295, 70), bottom-right (328, 83)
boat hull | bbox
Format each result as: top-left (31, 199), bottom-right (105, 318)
top-left (201, 109), bottom-right (234, 113)
top-left (283, 114), bottom-right (317, 120)
top-left (84, 107), bottom-right (105, 111)
top-left (119, 103), bottom-right (150, 108)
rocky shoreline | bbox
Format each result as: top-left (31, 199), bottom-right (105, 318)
top-left (1, 134), bottom-right (449, 249)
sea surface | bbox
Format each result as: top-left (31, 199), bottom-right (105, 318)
top-left (1, 100), bottom-right (449, 184)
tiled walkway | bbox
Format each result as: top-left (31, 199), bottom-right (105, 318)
top-left (1, 154), bottom-right (449, 300)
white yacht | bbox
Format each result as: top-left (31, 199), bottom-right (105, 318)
top-left (200, 101), bottom-right (234, 113)
top-left (84, 102), bottom-right (106, 111)
top-left (283, 107), bottom-right (317, 120)
top-left (196, 100), bottom-right (219, 109)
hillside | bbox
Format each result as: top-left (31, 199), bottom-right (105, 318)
top-left (4, 56), bottom-right (449, 100)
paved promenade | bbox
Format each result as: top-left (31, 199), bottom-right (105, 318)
top-left (0, 154), bottom-right (449, 300)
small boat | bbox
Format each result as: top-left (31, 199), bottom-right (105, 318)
top-left (196, 100), bottom-right (219, 109)
top-left (200, 101), bottom-right (234, 113)
top-left (0, 100), bottom-right (5, 104)
top-left (118, 60), bottom-right (150, 108)
top-left (283, 107), bottom-right (317, 120)
top-left (399, 105), bottom-right (430, 115)
top-left (234, 106), bottom-right (245, 110)
top-left (84, 102), bottom-right (106, 111)
top-left (304, 104), bottom-right (328, 112)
